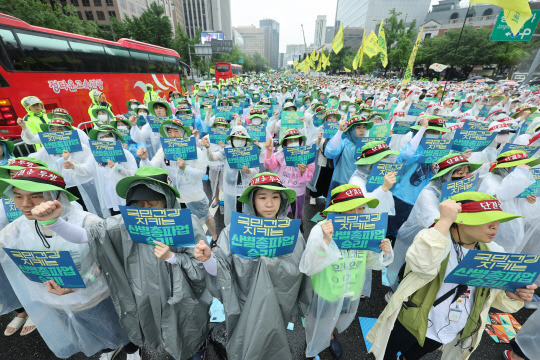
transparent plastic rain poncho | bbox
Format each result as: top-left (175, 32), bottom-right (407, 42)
top-left (206, 189), bottom-right (312, 360)
top-left (515, 309), bottom-right (540, 359)
top-left (129, 122), bottom-right (160, 159)
top-left (85, 180), bottom-right (211, 359)
top-left (299, 217), bottom-right (393, 358)
top-left (478, 166), bottom-right (535, 253)
top-left (0, 204), bottom-right (21, 315)
top-left (0, 192), bottom-right (129, 358)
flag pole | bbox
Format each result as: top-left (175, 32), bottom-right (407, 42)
top-left (440, 4), bottom-right (471, 103)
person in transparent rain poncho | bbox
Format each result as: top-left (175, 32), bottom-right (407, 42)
top-left (503, 308), bottom-right (540, 360)
top-left (386, 154), bottom-right (483, 295)
top-left (300, 184), bottom-right (393, 359)
top-left (0, 168), bottom-right (130, 359)
top-left (204, 117), bottom-right (229, 209)
top-left (193, 172), bottom-right (312, 360)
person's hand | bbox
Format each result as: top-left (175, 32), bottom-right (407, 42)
top-left (177, 158), bottom-right (186, 170)
top-left (107, 160), bottom-right (115, 168)
top-left (379, 238), bottom-right (391, 255)
top-left (31, 200), bottom-right (63, 221)
top-left (506, 284), bottom-right (538, 302)
top-left (273, 111), bottom-right (279, 117)
top-left (462, 149), bottom-right (473, 159)
top-left (338, 119), bottom-right (347, 131)
top-left (129, 115), bottom-right (137, 126)
top-left (265, 138), bottom-right (273, 151)
top-left (192, 129), bottom-right (199, 138)
top-left (17, 117), bottom-right (26, 129)
top-left (44, 280), bottom-right (74, 296)
top-left (419, 116), bottom-right (429, 128)
top-left (300, 116), bottom-right (305, 124)
top-left (321, 220), bottom-right (334, 245)
top-left (252, 139), bottom-right (260, 147)
top-left (153, 241), bottom-right (174, 261)
top-left (194, 240), bottom-right (212, 262)
top-left (318, 132), bottom-right (323, 139)
top-left (207, 105), bottom-right (213, 110)
top-left (298, 164), bottom-right (307, 174)
top-left (381, 172), bottom-right (397, 192)
top-left (63, 160), bottom-right (75, 170)
top-left (526, 195), bottom-right (536, 204)
top-left (438, 199), bottom-right (462, 227)
top-left (242, 165), bottom-right (250, 174)
top-left (200, 137), bottom-right (210, 148)
top-left (219, 141), bottom-right (226, 148)
top-left (137, 148), bottom-right (148, 160)
top-left (236, 118), bottom-right (243, 126)
top-left (61, 150), bottom-right (71, 160)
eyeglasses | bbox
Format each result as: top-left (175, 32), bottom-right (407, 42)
top-left (136, 200), bottom-right (159, 207)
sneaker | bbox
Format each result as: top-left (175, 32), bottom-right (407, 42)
top-left (329, 332), bottom-right (343, 359)
top-left (524, 302), bottom-right (540, 309)
top-left (503, 350), bottom-right (512, 360)
top-left (126, 350), bottom-right (141, 360)
top-left (310, 197), bottom-right (316, 205)
top-left (385, 291), bottom-right (394, 303)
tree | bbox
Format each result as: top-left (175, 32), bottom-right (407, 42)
top-left (383, 9), bottom-right (417, 73)
top-left (122, 3), bottom-right (173, 48)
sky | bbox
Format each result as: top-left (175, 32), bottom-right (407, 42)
top-left (230, 0), bottom-right (471, 52)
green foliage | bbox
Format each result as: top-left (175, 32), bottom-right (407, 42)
top-left (383, 9), bottom-right (417, 71)
top-left (121, 3), bottom-right (173, 48)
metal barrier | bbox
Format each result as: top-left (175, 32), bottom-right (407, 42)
top-left (77, 120), bottom-right (101, 134)
top-left (13, 140), bottom-right (36, 157)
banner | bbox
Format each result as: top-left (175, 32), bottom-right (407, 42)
top-left (209, 127), bottom-right (230, 144)
top-left (281, 111), bottom-right (304, 129)
top-left (440, 173), bottom-right (479, 201)
top-left (284, 144), bottom-right (316, 167)
top-left (378, 20), bottom-right (388, 67)
top-left (4, 248), bottom-right (86, 288)
top-left (230, 211), bottom-right (300, 257)
top-left (392, 120), bottom-right (415, 135)
top-left (518, 168), bottom-right (540, 198)
top-left (323, 121), bottom-right (340, 139)
top-left (224, 145), bottom-right (260, 169)
top-left (174, 113), bottom-right (195, 128)
top-left (407, 102), bottom-right (428, 116)
top-left (363, 31), bottom-right (380, 58)
top-left (38, 131), bottom-right (83, 155)
top-left (245, 124), bottom-right (267, 143)
top-left (326, 213), bottom-right (388, 252)
top-left (451, 128), bottom-right (496, 152)
top-left (1, 198), bottom-right (22, 223)
top-left (444, 251), bottom-right (540, 292)
top-left (366, 164), bottom-right (403, 192)
top-left (369, 124), bottom-right (392, 138)
top-left (120, 206), bottom-right (195, 247)
top-left (160, 137), bottom-right (197, 161)
top-left (89, 140), bottom-right (127, 163)
top-left (402, 25), bottom-right (424, 86)
top-left (470, 0), bottom-right (532, 36)
top-left (418, 138), bottom-right (453, 163)
top-left (332, 25), bottom-right (344, 54)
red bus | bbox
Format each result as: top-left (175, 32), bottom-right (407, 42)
top-left (0, 13), bottom-right (190, 138)
top-left (215, 62), bottom-right (242, 84)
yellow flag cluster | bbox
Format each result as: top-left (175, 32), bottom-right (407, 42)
top-left (352, 32), bottom-right (365, 70)
top-left (470, 0), bottom-right (532, 36)
top-left (378, 20), bottom-right (388, 68)
top-left (363, 31), bottom-right (380, 58)
top-left (332, 25), bottom-right (344, 54)
top-left (402, 25), bottom-right (424, 86)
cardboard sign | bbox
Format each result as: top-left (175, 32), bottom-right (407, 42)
top-left (326, 212), bottom-right (388, 252)
top-left (323, 121), bottom-right (340, 139)
top-left (369, 124), bottom-right (392, 138)
top-left (440, 173), bottom-right (479, 202)
top-left (160, 137), bottom-right (197, 161)
top-left (518, 168), bottom-right (540, 198)
top-left (407, 102), bottom-right (428, 116)
top-left (1, 198), bottom-right (22, 223)
top-left (245, 124), bottom-right (267, 143)
top-left (224, 145), bottom-right (260, 169)
top-left (146, 116), bottom-right (168, 133)
top-left (89, 140), bottom-right (127, 163)
top-left (281, 111), bottom-right (304, 130)
top-left (284, 144), bottom-right (316, 167)
top-left (417, 139), bottom-right (453, 164)
top-left (209, 127), bottom-right (230, 144)
top-left (445, 251), bottom-right (540, 292)
top-left (4, 248), bottom-right (86, 288)
top-left (38, 131), bottom-right (83, 155)
top-left (391, 121), bottom-right (415, 135)
top-left (230, 211), bottom-right (300, 257)
top-left (366, 164), bottom-right (404, 192)
top-left (173, 113), bottom-right (195, 128)
top-left (451, 128), bottom-right (496, 152)
top-left (120, 206), bottom-right (195, 247)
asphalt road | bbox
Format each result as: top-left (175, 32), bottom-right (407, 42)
top-left (0, 180), bottom-right (535, 360)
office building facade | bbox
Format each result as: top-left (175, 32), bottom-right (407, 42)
top-left (259, 19), bottom-right (280, 69)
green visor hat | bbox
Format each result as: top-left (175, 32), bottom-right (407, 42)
top-left (489, 150), bottom-right (540, 172)
top-left (323, 109), bottom-right (341, 121)
top-left (211, 117), bottom-right (230, 128)
top-left (91, 106), bottom-right (115, 121)
top-left (40, 119), bottom-right (74, 132)
top-left (280, 129), bottom-right (306, 146)
top-left (88, 125), bottom-right (126, 144)
top-left (0, 157), bottom-right (47, 179)
top-left (431, 154), bottom-right (482, 180)
top-left (226, 127), bottom-right (253, 143)
top-left (323, 184), bottom-right (379, 215)
top-left (126, 99), bottom-right (141, 110)
top-left (116, 166), bottom-right (180, 199)
top-left (148, 98), bottom-right (173, 117)
top-left (410, 115), bottom-right (450, 133)
top-left (45, 108), bottom-right (73, 123)
top-left (0, 167), bottom-right (78, 201)
top-left (355, 141), bottom-right (399, 165)
top-left (345, 115), bottom-right (374, 132)
top-left (238, 172), bottom-right (296, 204)
top-left (159, 119), bottom-right (192, 138)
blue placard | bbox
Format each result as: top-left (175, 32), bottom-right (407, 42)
top-left (362, 93), bottom-right (374, 100)
top-left (209, 127), bottom-right (230, 144)
top-left (366, 164), bottom-right (404, 192)
top-left (224, 145), bottom-right (260, 169)
top-left (441, 116), bottom-right (457, 123)
top-left (1, 198), bottom-right (22, 223)
top-left (444, 251), bottom-right (540, 292)
top-left (460, 103), bottom-right (473, 112)
top-left (4, 248), bottom-right (86, 288)
top-left (370, 124), bottom-right (392, 138)
top-left (89, 140), bottom-right (127, 163)
top-left (136, 115), bottom-right (147, 127)
top-left (478, 105), bottom-right (493, 118)
top-left (230, 211), bottom-right (300, 257)
top-left (119, 206), bottom-right (195, 247)
top-left (201, 107), bottom-right (215, 120)
top-left (326, 213), bottom-right (388, 252)
top-left (417, 139), bottom-right (453, 164)
top-left (281, 111), bottom-right (304, 129)
top-left (284, 144), bottom-right (316, 167)
top-left (499, 143), bottom-right (539, 157)
top-left (440, 173), bottom-right (479, 202)
top-left (392, 121), bottom-right (415, 135)
top-left (462, 121), bottom-right (490, 131)
top-left (451, 128), bottom-right (496, 152)
top-left (146, 116), bottom-right (168, 133)
top-left (323, 121), bottom-right (340, 139)
top-left (116, 128), bottom-right (132, 143)
top-left (38, 131), bottom-right (83, 155)
top-left (518, 168), bottom-right (540, 198)
top-left (216, 106), bottom-right (240, 121)
top-left (327, 98), bottom-right (339, 110)
top-left (160, 137), bottom-right (197, 161)
top-left (245, 124), bottom-right (267, 143)
top-left (407, 103), bottom-right (428, 116)
top-left (173, 114), bottom-right (195, 128)
top-left (313, 113), bottom-right (325, 127)
top-left (355, 137), bottom-right (389, 158)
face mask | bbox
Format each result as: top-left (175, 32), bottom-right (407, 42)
top-left (348, 107), bottom-right (356, 113)
top-left (305, 102), bottom-right (311, 107)
top-left (232, 139), bottom-right (246, 147)
top-left (130, 104), bottom-right (137, 110)
top-left (100, 137), bottom-right (115, 142)
top-left (495, 133), bottom-right (510, 143)
top-left (97, 114), bottom-right (108, 122)
top-left (117, 125), bottom-right (128, 131)
top-left (138, 113), bottom-right (148, 119)
top-left (341, 105), bottom-right (347, 110)
top-left (287, 141), bottom-right (299, 147)
top-left (251, 118), bottom-right (262, 125)
top-left (425, 133), bottom-right (439, 139)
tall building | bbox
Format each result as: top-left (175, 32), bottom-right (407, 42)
top-left (325, 26), bottom-right (335, 44)
top-left (343, 27), bottom-right (363, 50)
top-left (182, 0), bottom-right (232, 40)
top-left (314, 15), bottom-right (327, 48)
top-left (232, 28), bottom-right (245, 51)
top-left (235, 26), bottom-right (268, 59)
top-left (335, 0), bottom-right (431, 34)
top-left (284, 44), bottom-right (306, 66)
top-left (259, 19), bottom-right (280, 69)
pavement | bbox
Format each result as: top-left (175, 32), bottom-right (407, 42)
top-left (0, 180), bottom-right (535, 360)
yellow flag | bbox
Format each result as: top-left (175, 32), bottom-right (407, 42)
top-left (293, 59), bottom-right (298, 67)
top-left (358, 33), bottom-right (365, 69)
top-left (378, 20), bottom-right (388, 68)
top-left (363, 31), bottom-right (380, 58)
top-left (316, 60), bottom-right (321, 72)
top-left (332, 25), bottom-right (344, 54)
top-left (403, 26), bottom-right (424, 86)
top-left (344, 67), bottom-right (351, 73)
top-left (470, 0), bottom-right (532, 36)
top-left (352, 50), bottom-right (359, 70)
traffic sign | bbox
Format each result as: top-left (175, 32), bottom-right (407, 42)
top-left (490, 10), bottom-right (540, 42)
top-left (238, 56), bottom-right (244, 64)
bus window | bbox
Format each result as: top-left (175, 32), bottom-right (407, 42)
top-left (216, 64), bottom-right (230, 73)
top-left (69, 40), bottom-right (110, 73)
top-left (17, 31), bottom-right (75, 72)
top-left (104, 45), bottom-right (134, 73)
top-left (130, 50), bottom-right (149, 73)
top-left (0, 28), bottom-right (27, 71)
top-left (148, 53), bottom-right (165, 74)
top-left (162, 55), bottom-right (177, 74)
